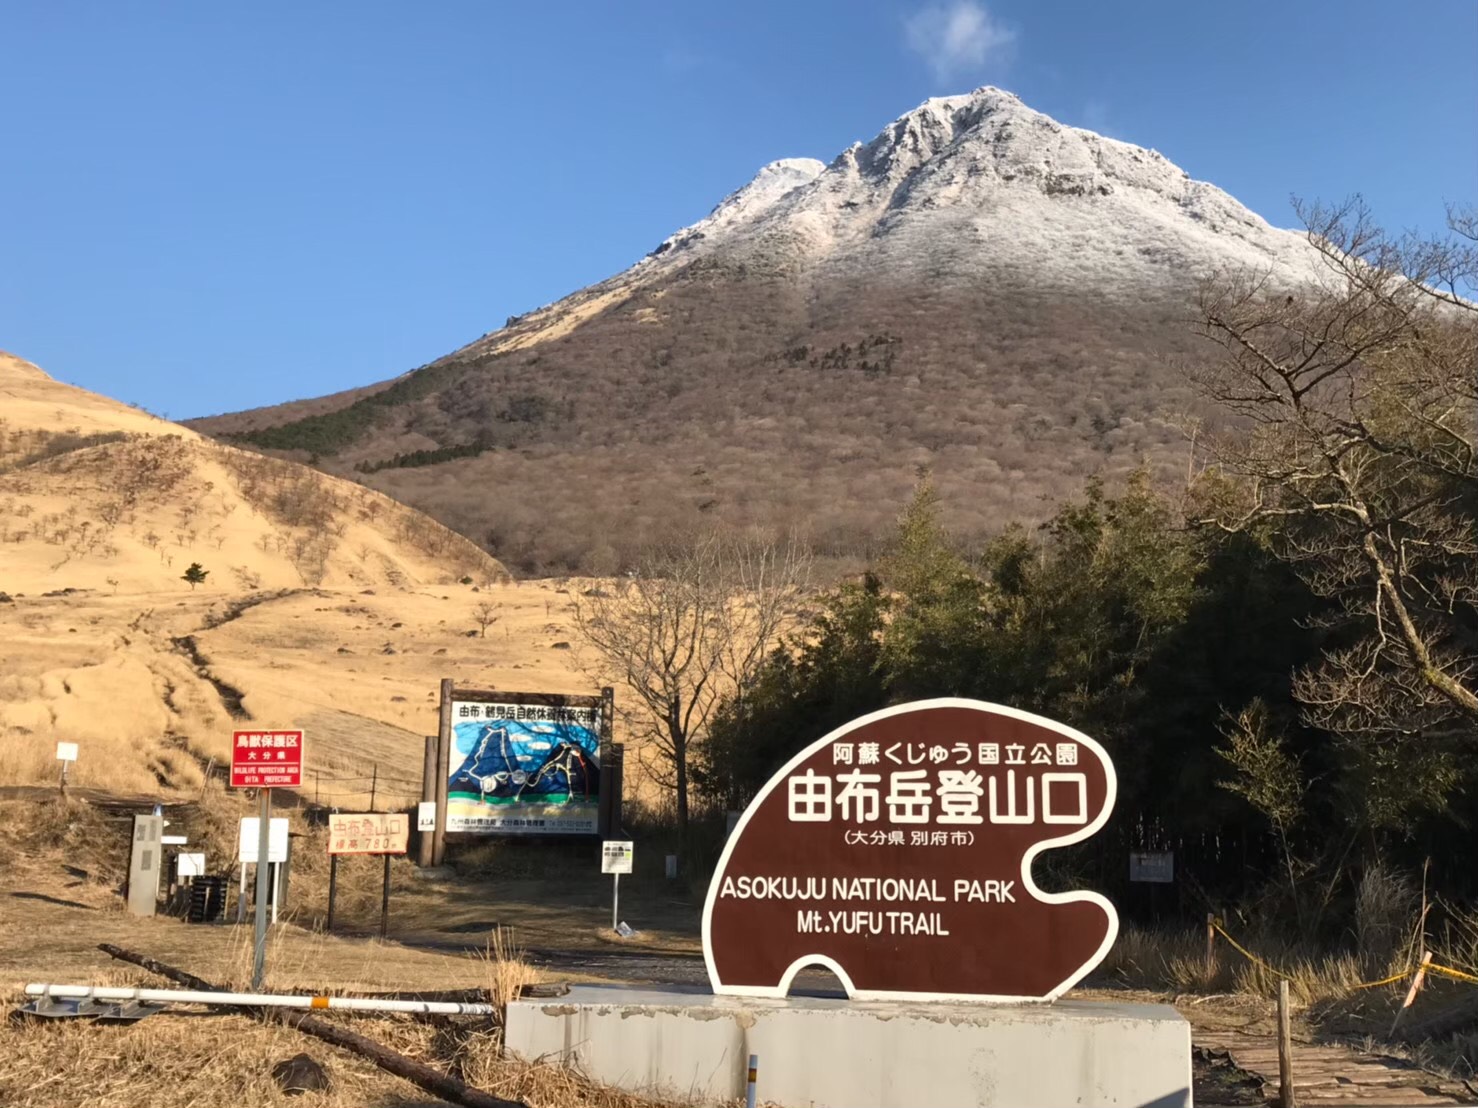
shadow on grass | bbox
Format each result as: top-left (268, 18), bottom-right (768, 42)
top-left (10, 890), bottom-right (94, 911)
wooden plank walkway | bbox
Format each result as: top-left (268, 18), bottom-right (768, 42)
top-left (1197, 1028), bottom-right (1475, 1106)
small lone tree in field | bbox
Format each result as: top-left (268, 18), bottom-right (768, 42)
top-left (181, 562), bottom-right (209, 590)
top-left (472, 599), bottom-right (500, 637)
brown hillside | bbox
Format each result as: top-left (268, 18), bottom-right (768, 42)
top-left (188, 88), bottom-right (1319, 573)
top-left (0, 353), bottom-right (634, 803)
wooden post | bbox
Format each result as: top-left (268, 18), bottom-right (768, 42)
top-left (432, 679), bottom-right (452, 867)
top-left (380, 853), bottom-right (391, 939)
top-left (1390, 950), bottom-right (1433, 1038)
top-left (418, 736), bottom-right (436, 867)
top-left (1205, 912), bottom-right (1216, 982)
top-left (326, 853), bottom-right (338, 932)
top-left (597, 686), bottom-right (615, 838)
top-left (610, 742), bottom-right (625, 837)
top-left (369, 764), bottom-right (378, 812)
top-left (1277, 978), bottom-right (1295, 1108)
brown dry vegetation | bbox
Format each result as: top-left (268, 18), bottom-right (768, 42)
top-left (0, 796), bottom-right (708, 1108)
top-left (0, 353), bottom-right (666, 806)
top-left (189, 274), bottom-right (1214, 574)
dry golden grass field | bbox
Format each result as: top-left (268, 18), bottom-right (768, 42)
top-left (0, 351), bottom-right (664, 808)
top-left (7, 352), bottom-right (1478, 1106)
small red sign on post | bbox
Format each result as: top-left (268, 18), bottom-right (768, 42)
top-left (230, 730), bottom-right (304, 789)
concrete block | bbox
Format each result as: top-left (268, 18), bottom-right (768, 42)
top-left (505, 985), bottom-right (1191, 1108)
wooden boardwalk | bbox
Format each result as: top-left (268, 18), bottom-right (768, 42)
top-left (1197, 1028), bottom-right (1475, 1106)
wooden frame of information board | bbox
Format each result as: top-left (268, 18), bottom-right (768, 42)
top-left (428, 680), bottom-right (620, 865)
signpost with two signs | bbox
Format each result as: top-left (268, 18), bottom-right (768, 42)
top-left (230, 729), bottom-right (303, 990)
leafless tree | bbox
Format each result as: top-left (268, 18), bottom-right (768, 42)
top-left (573, 531), bottom-right (812, 846)
top-left (1188, 197), bottom-right (1477, 752)
top-left (472, 599), bottom-right (500, 637)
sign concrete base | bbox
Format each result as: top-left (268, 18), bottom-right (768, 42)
top-left (505, 984), bottom-right (1191, 1108)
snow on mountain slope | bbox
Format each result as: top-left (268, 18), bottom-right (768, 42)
top-left (651, 157), bottom-right (827, 258)
top-left (637, 87), bottom-right (1316, 290)
top-left (188, 86), bottom-right (1331, 573)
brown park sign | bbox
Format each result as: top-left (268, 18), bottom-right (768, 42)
top-left (703, 699), bottom-right (1118, 1002)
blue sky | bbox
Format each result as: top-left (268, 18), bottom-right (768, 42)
top-left (3, 1), bottom-right (1474, 419)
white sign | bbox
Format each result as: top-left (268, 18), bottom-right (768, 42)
top-left (601, 840), bottom-right (634, 875)
top-left (238, 817), bottom-right (290, 864)
top-left (177, 853), bottom-right (207, 878)
top-left (162, 834), bottom-right (189, 846)
top-left (56, 742), bottom-right (79, 763)
top-left (417, 801), bottom-right (437, 832)
top-left (1129, 851), bottom-right (1174, 884)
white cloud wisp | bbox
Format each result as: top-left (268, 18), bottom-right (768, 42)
top-left (904, 1), bottom-right (1016, 82)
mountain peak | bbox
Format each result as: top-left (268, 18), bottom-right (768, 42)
top-left (191, 85), bottom-right (1328, 577)
top-left (649, 156), bottom-right (824, 259)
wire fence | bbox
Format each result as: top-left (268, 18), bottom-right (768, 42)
top-left (200, 759), bottom-right (424, 812)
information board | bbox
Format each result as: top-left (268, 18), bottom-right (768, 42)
top-left (445, 695), bottom-right (601, 835)
top-left (602, 840), bottom-right (634, 874)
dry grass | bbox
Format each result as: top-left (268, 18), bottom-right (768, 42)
top-left (0, 1009), bottom-right (718, 1108)
top-left (1100, 924), bottom-right (1416, 1005)
top-left (477, 926), bottom-right (541, 1015)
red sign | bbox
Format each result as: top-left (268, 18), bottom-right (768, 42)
top-left (230, 730), bottom-right (304, 789)
top-left (703, 699), bottom-right (1118, 1002)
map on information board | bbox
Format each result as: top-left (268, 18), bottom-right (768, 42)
top-left (446, 697), bottom-right (601, 835)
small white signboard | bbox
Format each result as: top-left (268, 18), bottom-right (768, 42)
top-left (162, 834), bottom-right (189, 846)
top-left (417, 801), bottom-right (437, 832)
top-left (177, 853), bottom-right (207, 878)
top-left (1129, 851), bottom-right (1174, 884)
top-left (238, 817), bottom-right (290, 864)
top-left (601, 840), bottom-right (634, 875)
top-left (56, 742), bottom-right (79, 763)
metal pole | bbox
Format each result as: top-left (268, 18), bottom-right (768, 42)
top-left (326, 853), bottom-right (338, 933)
top-left (380, 853), bottom-right (391, 939)
top-left (370, 764), bottom-right (378, 812)
top-left (745, 1054), bottom-right (758, 1108)
top-left (612, 871), bottom-right (619, 931)
top-left (252, 788), bottom-right (271, 990)
top-left (1277, 979), bottom-right (1295, 1108)
top-left (25, 983), bottom-right (496, 1017)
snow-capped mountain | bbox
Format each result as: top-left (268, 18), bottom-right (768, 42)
top-left (191, 87), bottom-right (1324, 573)
top-left (641, 88), bottom-right (1312, 288)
